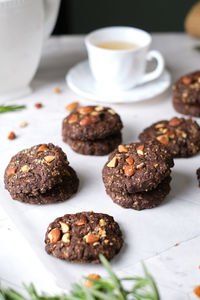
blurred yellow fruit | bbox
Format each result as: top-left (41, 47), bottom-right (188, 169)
top-left (185, 1), bottom-right (200, 38)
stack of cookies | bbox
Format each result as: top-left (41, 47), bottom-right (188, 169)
top-left (102, 140), bottom-right (174, 210)
top-left (139, 117), bottom-right (200, 158)
top-left (4, 143), bottom-right (79, 204)
top-left (173, 71), bottom-right (200, 117)
top-left (62, 105), bottom-right (123, 155)
top-left (45, 211), bottom-right (123, 263)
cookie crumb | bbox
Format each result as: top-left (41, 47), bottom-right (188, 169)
top-left (19, 121), bottom-right (27, 128)
top-left (7, 132), bottom-right (16, 140)
top-left (34, 103), bottom-right (42, 109)
top-left (85, 274), bottom-right (101, 288)
top-left (54, 87), bottom-right (61, 94)
top-left (194, 285), bottom-right (200, 297)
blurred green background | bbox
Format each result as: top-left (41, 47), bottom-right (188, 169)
top-left (53, 0), bottom-right (197, 34)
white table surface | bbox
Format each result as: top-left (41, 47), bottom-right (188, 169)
top-left (1, 33), bottom-right (200, 300)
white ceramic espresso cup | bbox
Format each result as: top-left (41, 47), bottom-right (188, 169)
top-left (85, 26), bottom-right (165, 91)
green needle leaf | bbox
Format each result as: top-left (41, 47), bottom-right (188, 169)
top-left (0, 256), bottom-right (160, 300)
top-left (0, 105), bottom-right (26, 114)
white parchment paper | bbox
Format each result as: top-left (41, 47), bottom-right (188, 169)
top-left (0, 36), bottom-right (200, 289)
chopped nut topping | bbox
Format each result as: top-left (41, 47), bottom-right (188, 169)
top-left (107, 156), bottom-right (118, 168)
top-left (78, 106), bottom-right (94, 115)
top-left (95, 106), bottom-right (104, 112)
top-left (34, 103), bottom-right (42, 109)
top-left (118, 145), bottom-right (128, 152)
top-left (59, 222), bottom-right (70, 233)
top-left (91, 111), bottom-right (99, 116)
top-left (182, 76), bottom-right (192, 84)
top-left (62, 232), bottom-right (70, 243)
top-left (54, 87), bottom-right (61, 94)
top-left (84, 233), bottom-right (99, 244)
top-left (37, 144), bottom-right (48, 152)
top-left (123, 165), bottom-right (135, 177)
top-left (160, 128), bottom-right (168, 134)
top-left (98, 229), bottom-right (106, 238)
top-left (136, 162), bottom-right (144, 169)
top-left (68, 114), bottom-right (78, 123)
top-left (7, 132), bottom-right (16, 140)
top-left (182, 132), bottom-right (187, 138)
top-left (77, 217), bottom-right (87, 226)
top-left (136, 145), bottom-right (144, 155)
top-left (85, 274), bottom-right (101, 288)
top-left (66, 102), bottom-right (79, 111)
top-left (126, 156), bottom-right (134, 165)
top-left (44, 155), bottom-right (55, 163)
top-left (48, 228), bottom-right (61, 243)
top-left (108, 109), bottom-right (116, 115)
top-left (169, 117), bottom-right (182, 127)
top-left (155, 123), bottom-right (165, 129)
top-left (19, 121), bottom-right (27, 128)
top-left (99, 219), bottom-right (107, 226)
top-left (20, 165), bottom-right (29, 173)
top-left (93, 242), bottom-right (100, 246)
top-left (168, 131), bottom-right (175, 139)
top-left (80, 116), bottom-right (96, 126)
top-left (176, 129), bottom-right (184, 137)
top-left (6, 167), bottom-right (17, 177)
top-left (156, 134), bottom-right (169, 145)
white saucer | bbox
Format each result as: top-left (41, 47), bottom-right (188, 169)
top-left (66, 60), bottom-right (171, 103)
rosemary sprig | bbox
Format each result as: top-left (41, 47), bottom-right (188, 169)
top-left (0, 105), bottom-right (26, 114)
top-left (0, 255), bottom-right (160, 300)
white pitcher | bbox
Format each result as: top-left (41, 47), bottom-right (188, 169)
top-left (0, 0), bottom-right (61, 100)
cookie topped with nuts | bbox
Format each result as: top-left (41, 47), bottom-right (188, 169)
top-left (139, 117), bottom-right (200, 157)
top-left (173, 71), bottom-right (200, 105)
top-left (45, 211), bottom-right (123, 263)
top-left (4, 143), bottom-right (70, 197)
top-left (62, 105), bottom-right (123, 141)
top-left (102, 140), bottom-right (174, 194)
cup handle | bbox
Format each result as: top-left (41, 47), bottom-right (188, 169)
top-left (139, 50), bottom-right (165, 85)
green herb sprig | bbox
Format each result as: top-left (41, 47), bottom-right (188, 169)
top-left (0, 255), bottom-right (160, 300)
top-left (0, 105), bottom-right (26, 114)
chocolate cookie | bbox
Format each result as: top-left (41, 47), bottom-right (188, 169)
top-left (8, 166), bottom-right (79, 204)
top-left (173, 100), bottom-right (200, 117)
top-left (139, 117), bottom-right (200, 157)
top-left (106, 176), bottom-right (171, 210)
top-left (63, 132), bottom-right (122, 156)
top-left (62, 106), bottom-right (123, 141)
top-left (102, 140), bottom-right (174, 194)
top-left (45, 212), bottom-right (123, 263)
top-left (4, 143), bottom-right (69, 196)
top-left (173, 71), bottom-right (200, 105)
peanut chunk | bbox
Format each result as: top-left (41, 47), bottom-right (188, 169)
top-left (66, 102), bottom-right (79, 111)
top-left (107, 156), bottom-right (117, 168)
top-left (48, 228), bottom-right (61, 243)
top-left (123, 165), bottom-right (135, 177)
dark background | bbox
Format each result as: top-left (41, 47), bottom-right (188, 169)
top-left (53, 0), bottom-right (196, 35)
